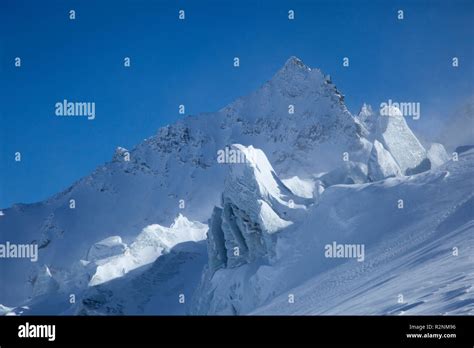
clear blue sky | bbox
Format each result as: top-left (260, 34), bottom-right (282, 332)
top-left (0, 0), bottom-right (473, 207)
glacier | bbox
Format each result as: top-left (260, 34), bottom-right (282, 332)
top-left (192, 146), bottom-right (474, 315)
top-left (0, 57), bottom-right (472, 316)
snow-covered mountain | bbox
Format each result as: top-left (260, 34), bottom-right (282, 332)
top-left (1, 57), bottom-right (471, 316)
top-left (0, 57), bottom-right (367, 305)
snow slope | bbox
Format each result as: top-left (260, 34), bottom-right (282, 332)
top-left (192, 148), bottom-right (473, 315)
top-left (77, 241), bottom-right (208, 315)
top-left (1, 215), bottom-right (208, 315)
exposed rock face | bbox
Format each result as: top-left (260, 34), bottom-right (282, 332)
top-left (31, 265), bottom-right (59, 298)
top-left (357, 103), bottom-right (377, 137)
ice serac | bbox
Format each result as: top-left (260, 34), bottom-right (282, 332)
top-left (375, 106), bottom-right (429, 175)
top-left (427, 143), bottom-right (450, 169)
top-left (367, 140), bottom-right (402, 181)
top-left (193, 145), bottom-right (309, 314)
top-left (208, 144), bottom-right (306, 269)
top-left (88, 214), bottom-right (208, 286)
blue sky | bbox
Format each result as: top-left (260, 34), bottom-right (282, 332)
top-left (0, 0), bottom-right (473, 207)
